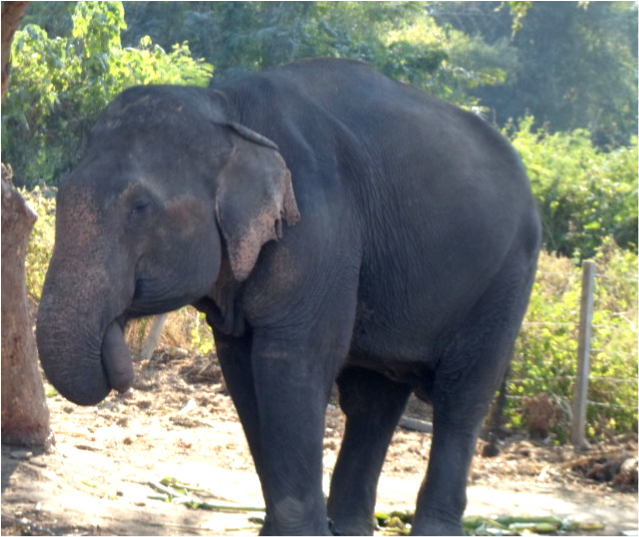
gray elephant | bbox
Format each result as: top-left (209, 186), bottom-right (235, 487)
top-left (37, 58), bottom-right (541, 535)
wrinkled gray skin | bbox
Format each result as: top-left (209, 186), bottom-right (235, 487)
top-left (37, 59), bottom-right (541, 535)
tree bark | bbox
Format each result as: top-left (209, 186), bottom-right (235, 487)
top-left (1, 1), bottom-right (29, 98)
top-left (1, 0), bottom-right (50, 447)
top-left (1, 164), bottom-right (52, 446)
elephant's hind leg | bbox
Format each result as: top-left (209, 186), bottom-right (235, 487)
top-left (411, 252), bottom-right (537, 536)
top-left (327, 366), bottom-right (411, 535)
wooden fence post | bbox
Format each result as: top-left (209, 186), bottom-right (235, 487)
top-left (570, 260), bottom-right (596, 448)
top-left (141, 313), bottom-right (169, 360)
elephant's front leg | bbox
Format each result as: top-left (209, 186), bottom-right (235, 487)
top-left (212, 330), bottom-right (277, 533)
top-left (250, 335), bottom-right (337, 535)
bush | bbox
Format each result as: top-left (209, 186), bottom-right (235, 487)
top-left (507, 118), bottom-right (638, 259)
top-left (2, 1), bottom-right (213, 188)
top-left (510, 243), bottom-right (638, 440)
top-left (23, 187), bottom-right (56, 301)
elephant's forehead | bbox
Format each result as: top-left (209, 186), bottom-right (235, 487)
top-left (83, 129), bottom-right (209, 187)
top-left (60, 168), bottom-right (119, 212)
top-left (62, 147), bottom-right (157, 197)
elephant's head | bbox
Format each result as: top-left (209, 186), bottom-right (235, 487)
top-left (36, 85), bottom-right (299, 405)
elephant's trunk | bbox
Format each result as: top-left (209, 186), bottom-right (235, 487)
top-left (36, 254), bottom-right (134, 406)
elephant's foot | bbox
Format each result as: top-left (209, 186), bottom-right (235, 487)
top-left (328, 518), bottom-right (343, 535)
top-left (327, 514), bottom-right (375, 536)
top-left (329, 519), bottom-right (375, 537)
top-left (258, 516), bottom-right (272, 536)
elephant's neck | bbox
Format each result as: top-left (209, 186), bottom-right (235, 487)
top-left (196, 262), bottom-right (245, 337)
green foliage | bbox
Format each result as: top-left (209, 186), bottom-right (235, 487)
top-left (508, 117), bottom-right (638, 259)
top-left (3, 1), bottom-right (523, 188)
top-left (505, 1), bottom-right (533, 35)
top-left (123, 2), bottom-right (512, 106)
top-left (126, 1), bottom-right (540, 116)
top-left (587, 242), bottom-right (639, 435)
top-left (2, 1), bottom-right (213, 188)
top-left (20, 2), bottom-right (76, 38)
top-left (12, 1), bottom-right (637, 167)
top-left (22, 187), bottom-right (56, 300)
top-left (190, 312), bottom-right (215, 356)
top-left (511, 244), bottom-right (638, 439)
top-left (435, 1), bottom-right (638, 146)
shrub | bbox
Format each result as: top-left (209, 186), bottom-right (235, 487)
top-left (22, 187), bottom-right (56, 301)
top-left (507, 118), bottom-right (638, 259)
top-left (510, 243), bottom-right (638, 440)
top-left (2, 1), bottom-right (213, 188)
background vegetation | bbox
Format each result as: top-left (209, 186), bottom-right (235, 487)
top-left (3, 1), bottom-right (637, 440)
top-left (511, 244), bottom-right (637, 441)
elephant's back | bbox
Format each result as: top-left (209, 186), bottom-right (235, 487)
top-left (216, 58), bottom-right (530, 199)
top-left (217, 59), bottom-right (540, 330)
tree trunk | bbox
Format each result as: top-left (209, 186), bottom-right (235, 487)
top-left (1, 165), bottom-right (52, 447)
top-left (1, 1), bottom-right (29, 98)
top-left (1, 1), bottom-right (50, 447)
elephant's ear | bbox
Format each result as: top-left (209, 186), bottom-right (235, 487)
top-left (215, 124), bottom-right (300, 282)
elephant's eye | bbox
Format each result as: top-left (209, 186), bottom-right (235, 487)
top-left (131, 200), bottom-right (150, 216)
top-left (127, 197), bottom-right (155, 230)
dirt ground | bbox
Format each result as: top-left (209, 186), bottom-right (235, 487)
top-left (2, 348), bottom-right (637, 536)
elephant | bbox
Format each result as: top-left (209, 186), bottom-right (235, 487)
top-left (36, 58), bottom-right (541, 536)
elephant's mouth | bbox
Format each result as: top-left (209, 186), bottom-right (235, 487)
top-left (101, 320), bottom-right (134, 393)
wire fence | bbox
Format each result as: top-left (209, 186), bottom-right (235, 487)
top-left (505, 259), bottom-right (638, 444)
